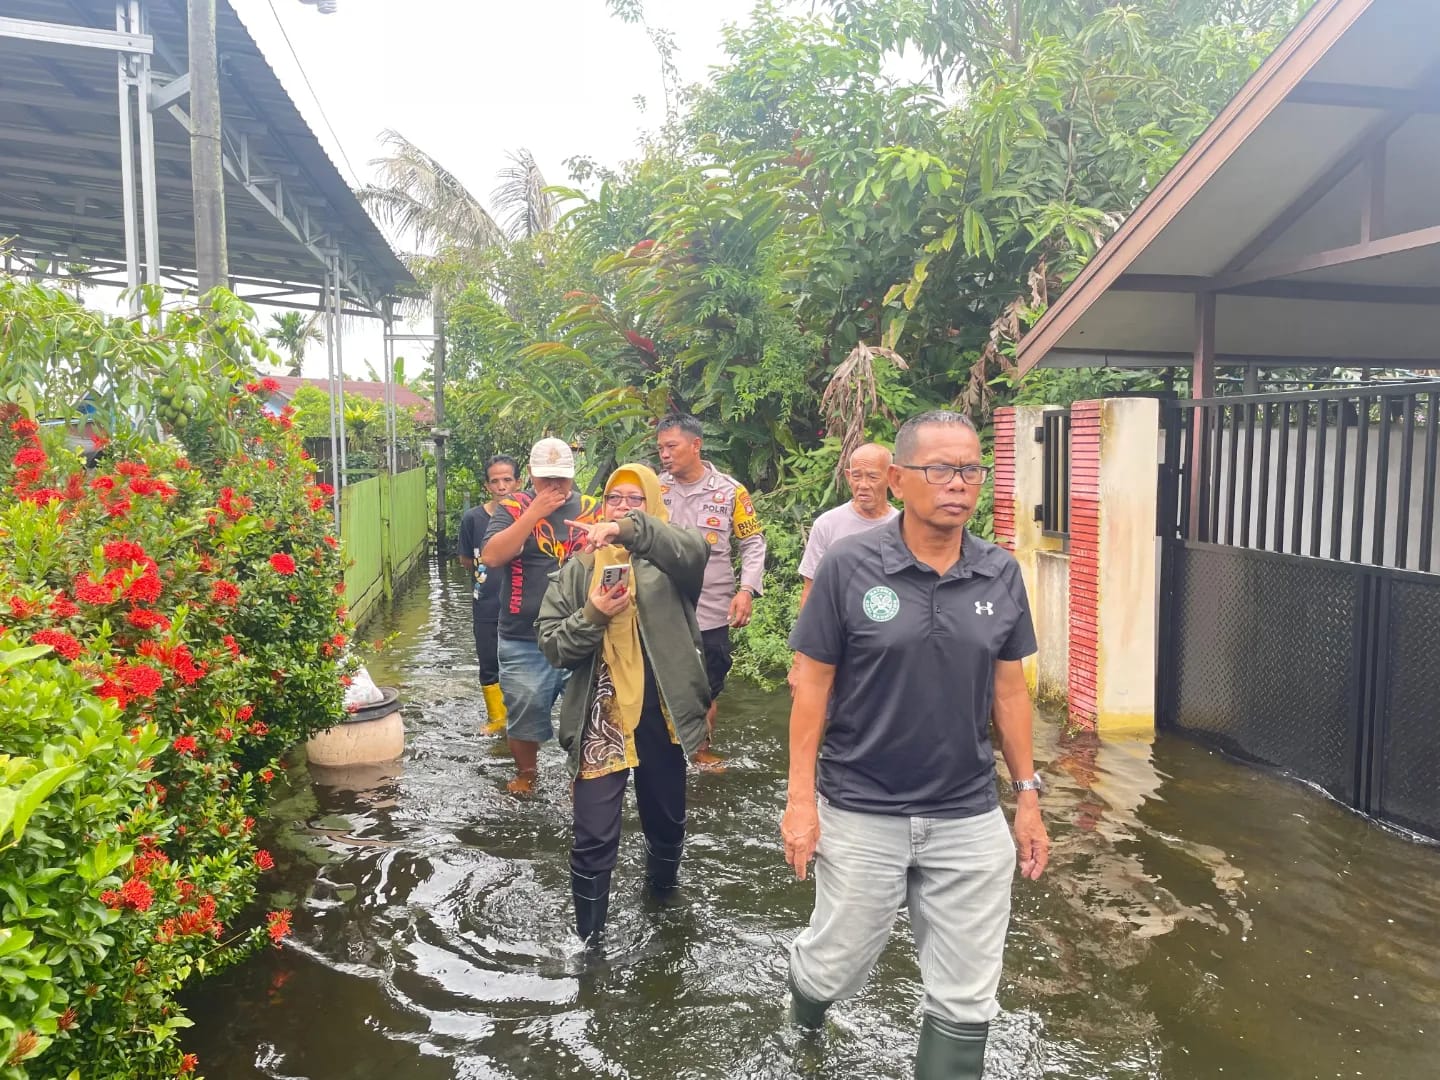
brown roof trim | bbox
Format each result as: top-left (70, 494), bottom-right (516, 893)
top-left (1014, 0), bottom-right (1375, 374)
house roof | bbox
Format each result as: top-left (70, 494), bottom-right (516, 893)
top-left (0, 0), bottom-right (412, 313)
top-left (1016, 0), bottom-right (1440, 373)
top-left (268, 376), bottom-right (434, 423)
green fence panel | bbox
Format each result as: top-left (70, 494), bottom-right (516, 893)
top-left (390, 467), bottom-right (428, 581)
top-left (341, 475), bottom-right (386, 626)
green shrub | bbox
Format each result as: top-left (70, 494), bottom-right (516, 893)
top-left (0, 282), bottom-right (351, 1078)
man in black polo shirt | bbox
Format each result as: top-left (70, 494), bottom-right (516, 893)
top-left (458, 454), bottom-right (519, 735)
top-left (782, 410), bottom-right (1049, 1080)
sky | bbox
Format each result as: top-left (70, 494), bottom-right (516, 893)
top-left (227, 0), bottom-right (770, 381)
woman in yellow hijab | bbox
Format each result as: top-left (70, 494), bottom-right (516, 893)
top-left (537, 463), bottom-right (712, 946)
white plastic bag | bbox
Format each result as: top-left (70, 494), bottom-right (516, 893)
top-left (344, 665), bottom-right (385, 709)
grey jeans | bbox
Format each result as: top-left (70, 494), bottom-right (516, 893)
top-left (789, 799), bottom-right (1016, 1025)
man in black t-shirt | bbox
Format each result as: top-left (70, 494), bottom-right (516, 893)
top-left (481, 438), bottom-right (599, 795)
top-left (781, 410), bottom-right (1050, 1080)
top-left (458, 454), bottom-right (518, 735)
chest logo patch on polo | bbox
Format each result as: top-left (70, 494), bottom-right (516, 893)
top-left (975, 600), bottom-right (994, 615)
top-left (862, 585), bottom-right (900, 623)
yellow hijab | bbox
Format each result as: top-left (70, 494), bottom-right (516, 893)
top-left (591, 463), bottom-right (667, 739)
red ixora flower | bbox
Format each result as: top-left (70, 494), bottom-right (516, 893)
top-left (125, 608), bottom-right (171, 631)
top-left (211, 580), bottom-right (241, 605)
top-left (236, 704), bottom-right (254, 721)
top-left (266, 909), bottom-right (293, 947)
top-left (269, 553), bottom-right (297, 575)
top-left (75, 574), bottom-right (117, 605)
top-left (102, 876), bottom-right (155, 912)
top-left (253, 849), bottom-right (275, 871)
top-left (171, 735), bottom-right (199, 757)
top-left (118, 662), bottom-right (164, 698)
top-left (125, 571), bottom-right (163, 604)
top-left (9, 417), bottom-right (39, 436)
top-left (49, 593), bottom-right (80, 619)
top-left (244, 381), bottom-right (262, 394)
top-left (261, 377), bottom-right (281, 393)
top-left (6, 595), bottom-right (37, 619)
top-left (31, 629), bottom-right (82, 661)
top-left (178, 1052), bottom-right (199, 1075)
top-left (12, 445), bottom-right (46, 468)
top-left (103, 540), bottom-right (150, 564)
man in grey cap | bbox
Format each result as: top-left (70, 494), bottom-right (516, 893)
top-left (481, 437), bottom-right (600, 794)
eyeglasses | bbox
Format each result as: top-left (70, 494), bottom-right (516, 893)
top-left (896, 463), bottom-right (990, 486)
top-left (605, 493), bottom-right (648, 508)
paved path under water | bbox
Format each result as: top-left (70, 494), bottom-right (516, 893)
top-left (184, 560), bottom-right (1440, 1079)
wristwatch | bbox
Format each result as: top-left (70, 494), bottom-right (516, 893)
top-left (738, 585), bottom-right (756, 597)
top-left (1011, 774), bottom-right (1046, 795)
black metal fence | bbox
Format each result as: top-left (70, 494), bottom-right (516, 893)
top-left (1159, 383), bottom-right (1440, 840)
top-left (1036, 408), bottom-right (1071, 539)
top-left (1168, 382), bottom-right (1440, 572)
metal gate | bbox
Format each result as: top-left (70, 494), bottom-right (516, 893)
top-left (1157, 382), bottom-right (1440, 838)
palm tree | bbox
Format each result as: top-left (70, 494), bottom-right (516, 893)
top-left (358, 130), bottom-right (505, 274)
top-left (264, 311), bottom-right (324, 376)
top-left (492, 149), bottom-right (557, 240)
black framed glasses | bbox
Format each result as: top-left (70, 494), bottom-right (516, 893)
top-left (605, 493), bottom-right (648, 508)
top-left (896, 463), bottom-right (990, 486)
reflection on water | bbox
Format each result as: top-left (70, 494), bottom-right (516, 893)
top-left (184, 560), bottom-right (1440, 1079)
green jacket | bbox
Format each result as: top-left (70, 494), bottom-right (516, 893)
top-left (536, 512), bottom-right (712, 775)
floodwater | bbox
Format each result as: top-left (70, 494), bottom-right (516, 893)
top-left (184, 559), bottom-right (1440, 1079)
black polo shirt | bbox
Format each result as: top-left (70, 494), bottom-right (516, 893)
top-left (788, 514), bottom-right (1037, 818)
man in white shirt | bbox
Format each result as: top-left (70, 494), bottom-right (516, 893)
top-left (789, 443), bottom-right (897, 694)
top-left (798, 443), bottom-right (897, 609)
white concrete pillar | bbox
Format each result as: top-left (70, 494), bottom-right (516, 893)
top-left (1068, 398), bottom-right (1160, 734)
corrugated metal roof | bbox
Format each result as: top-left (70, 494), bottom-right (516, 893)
top-left (0, 0), bottom-right (412, 308)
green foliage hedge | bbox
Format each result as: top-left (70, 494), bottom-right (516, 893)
top-left (0, 281), bottom-right (351, 1078)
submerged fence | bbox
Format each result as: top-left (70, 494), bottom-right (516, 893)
top-left (341, 465), bottom-right (428, 627)
top-left (1159, 382), bottom-right (1440, 839)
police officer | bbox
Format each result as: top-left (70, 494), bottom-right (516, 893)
top-left (782, 410), bottom-right (1049, 1079)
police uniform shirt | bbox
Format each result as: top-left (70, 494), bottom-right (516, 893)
top-left (788, 514), bottom-right (1038, 818)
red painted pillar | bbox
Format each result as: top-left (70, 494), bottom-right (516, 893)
top-left (1067, 400), bottom-right (1102, 730)
top-left (992, 407), bottom-right (1017, 551)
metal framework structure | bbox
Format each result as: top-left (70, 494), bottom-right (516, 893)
top-left (0, 0), bottom-right (417, 528)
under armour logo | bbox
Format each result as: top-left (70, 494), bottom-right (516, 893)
top-left (975, 601), bottom-right (994, 615)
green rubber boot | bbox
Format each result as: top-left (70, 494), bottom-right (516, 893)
top-left (914, 1014), bottom-right (988, 1080)
top-left (787, 970), bottom-right (831, 1031)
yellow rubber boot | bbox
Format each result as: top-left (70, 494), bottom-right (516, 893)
top-left (481, 683), bottom-right (508, 735)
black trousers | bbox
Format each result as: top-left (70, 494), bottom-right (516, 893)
top-left (571, 695), bottom-right (687, 877)
top-left (472, 610), bottom-right (500, 685)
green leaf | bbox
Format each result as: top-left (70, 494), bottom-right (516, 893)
top-left (0, 645), bottom-right (53, 672)
top-left (0, 927), bottom-right (34, 957)
top-left (11, 763), bottom-right (81, 841)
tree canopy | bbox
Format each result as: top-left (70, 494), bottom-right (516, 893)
top-left (416, 0), bottom-right (1307, 675)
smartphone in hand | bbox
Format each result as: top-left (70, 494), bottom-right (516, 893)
top-left (600, 564), bottom-right (630, 590)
